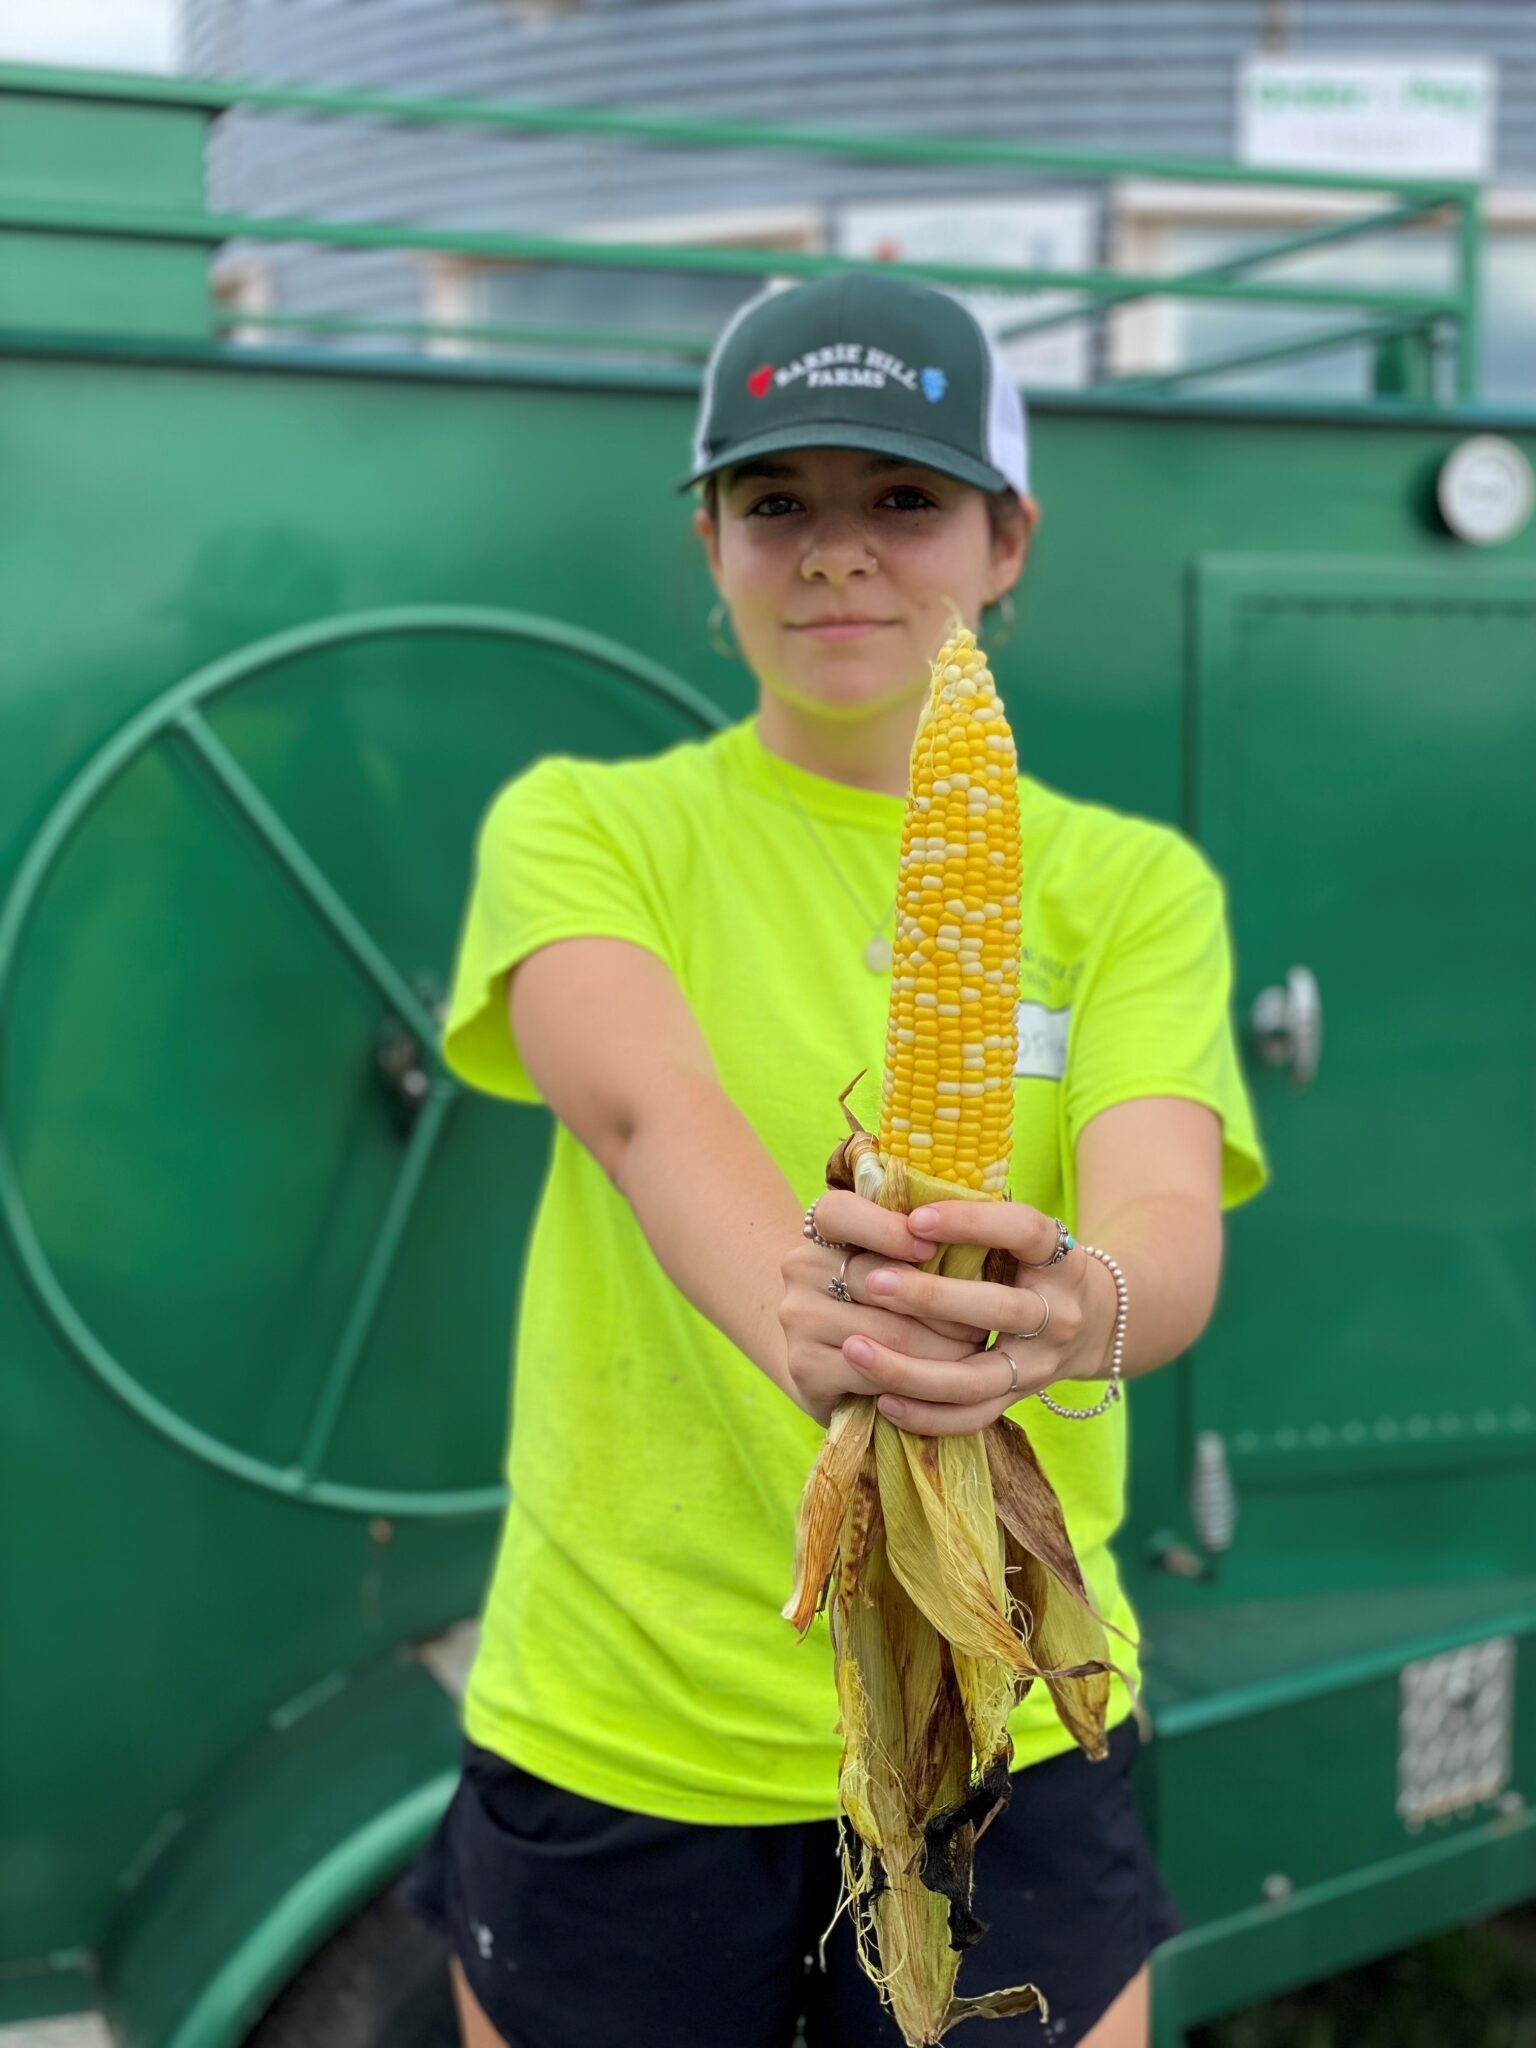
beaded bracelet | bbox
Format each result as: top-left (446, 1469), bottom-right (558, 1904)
top-left (1034, 1242), bottom-right (1126, 1421)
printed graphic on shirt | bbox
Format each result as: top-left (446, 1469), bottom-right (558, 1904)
top-left (1020, 942), bottom-right (1083, 998)
top-left (1015, 999), bottom-right (1070, 1080)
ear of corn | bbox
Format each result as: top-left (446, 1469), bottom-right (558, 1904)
top-left (785, 618), bottom-right (1127, 2046)
top-left (878, 627), bottom-right (1021, 1196)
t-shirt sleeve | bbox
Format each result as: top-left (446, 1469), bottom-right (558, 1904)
top-left (439, 756), bottom-right (672, 1104)
top-left (1065, 833), bottom-right (1270, 1210)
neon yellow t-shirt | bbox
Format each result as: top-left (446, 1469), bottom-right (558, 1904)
top-left (441, 716), bottom-right (1269, 1824)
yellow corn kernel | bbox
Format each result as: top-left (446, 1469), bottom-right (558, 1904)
top-left (877, 623), bottom-right (1019, 1187)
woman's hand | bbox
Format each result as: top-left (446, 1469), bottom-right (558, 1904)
top-left (830, 1199), bottom-right (1117, 1437)
top-left (779, 1191), bottom-right (987, 1426)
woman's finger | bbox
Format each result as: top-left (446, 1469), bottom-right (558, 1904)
top-left (874, 1391), bottom-right (1021, 1437)
top-left (857, 1260), bottom-right (1079, 1346)
top-left (831, 1252), bottom-right (985, 1347)
top-left (812, 1191), bottom-right (937, 1264)
top-left (878, 1311), bottom-right (988, 1357)
top-left (903, 1200), bottom-right (1064, 1266)
top-left (915, 1314), bottom-right (993, 1348)
top-left (842, 1332), bottom-right (1053, 1408)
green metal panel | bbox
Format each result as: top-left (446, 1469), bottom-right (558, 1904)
top-left (1144, 1602), bottom-right (1536, 2035)
top-left (0, 94), bottom-right (206, 207)
top-left (0, 93), bottom-right (210, 338)
top-left (1144, 1584), bottom-right (1535, 1911)
top-left (1185, 557), bottom-right (1536, 1594)
top-left (1135, 554), bottom-right (1536, 2032)
top-left (101, 1651), bottom-right (461, 2048)
top-left (0, 607), bottom-right (723, 1516)
top-left (1152, 1803), bottom-right (1536, 2047)
top-left (0, 229), bottom-right (208, 339)
top-left (0, 357), bottom-right (736, 1987)
top-left (1, 339), bottom-right (1533, 2033)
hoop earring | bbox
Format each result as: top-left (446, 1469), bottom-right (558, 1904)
top-left (708, 598), bottom-right (738, 661)
top-left (988, 590), bottom-right (1016, 652)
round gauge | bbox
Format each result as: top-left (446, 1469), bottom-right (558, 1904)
top-left (1436, 435), bottom-right (1535, 547)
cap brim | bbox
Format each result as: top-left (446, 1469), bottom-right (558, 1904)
top-left (676, 420), bottom-right (1012, 496)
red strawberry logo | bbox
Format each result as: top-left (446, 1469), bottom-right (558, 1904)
top-left (746, 362), bottom-right (775, 398)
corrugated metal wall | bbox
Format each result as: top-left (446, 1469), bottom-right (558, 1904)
top-left (183, 0), bottom-right (1536, 328)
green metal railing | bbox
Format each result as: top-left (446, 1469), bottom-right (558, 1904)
top-left (0, 60), bottom-right (1485, 403)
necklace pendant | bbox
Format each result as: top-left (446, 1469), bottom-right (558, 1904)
top-left (864, 934), bottom-right (893, 975)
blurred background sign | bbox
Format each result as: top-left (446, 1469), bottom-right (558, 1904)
top-left (1238, 53), bottom-right (1497, 179)
top-left (834, 195), bottom-right (1097, 388)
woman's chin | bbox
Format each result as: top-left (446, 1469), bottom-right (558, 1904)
top-left (765, 657), bottom-right (928, 721)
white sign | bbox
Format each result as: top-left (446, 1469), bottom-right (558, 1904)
top-left (834, 196), bottom-right (1098, 388)
top-left (1238, 56), bottom-right (1496, 179)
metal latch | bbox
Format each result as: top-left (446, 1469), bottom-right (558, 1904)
top-left (1249, 964), bottom-right (1323, 1089)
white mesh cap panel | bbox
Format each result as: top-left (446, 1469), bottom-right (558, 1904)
top-left (981, 328), bottom-right (1029, 498)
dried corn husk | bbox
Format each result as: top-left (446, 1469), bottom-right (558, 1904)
top-left (785, 1144), bottom-right (1126, 2042)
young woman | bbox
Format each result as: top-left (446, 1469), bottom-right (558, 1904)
top-left (403, 271), bottom-right (1269, 2048)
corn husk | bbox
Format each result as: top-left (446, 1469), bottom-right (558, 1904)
top-left (783, 1129), bottom-right (1134, 2045)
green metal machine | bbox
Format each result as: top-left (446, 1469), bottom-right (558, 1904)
top-left (1, 65), bottom-right (1532, 2048)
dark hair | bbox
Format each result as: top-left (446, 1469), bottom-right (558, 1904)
top-left (699, 471), bottom-right (1023, 540)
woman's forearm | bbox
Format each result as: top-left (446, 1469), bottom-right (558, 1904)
top-left (1073, 1190), bottom-right (1223, 1382)
top-left (612, 1068), bottom-right (806, 1400)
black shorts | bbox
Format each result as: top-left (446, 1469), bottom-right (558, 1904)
top-left (399, 1717), bottom-right (1182, 2048)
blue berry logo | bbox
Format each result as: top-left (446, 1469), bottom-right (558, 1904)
top-left (920, 365), bottom-right (948, 403)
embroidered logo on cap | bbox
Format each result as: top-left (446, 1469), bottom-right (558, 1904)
top-left (742, 340), bottom-right (949, 396)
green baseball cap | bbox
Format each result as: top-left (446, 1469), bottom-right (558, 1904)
top-left (679, 271), bottom-right (1029, 498)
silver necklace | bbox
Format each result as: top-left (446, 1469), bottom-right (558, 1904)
top-left (763, 748), bottom-right (898, 974)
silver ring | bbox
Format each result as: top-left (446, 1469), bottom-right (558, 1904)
top-left (995, 1346), bottom-right (1020, 1397)
top-left (826, 1250), bottom-right (855, 1303)
top-left (1023, 1216), bottom-right (1074, 1268)
top-left (803, 1201), bottom-right (845, 1252)
top-left (1016, 1290), bottom-right (1050, 1339)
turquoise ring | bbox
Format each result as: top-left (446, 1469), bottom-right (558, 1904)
top-left (1026, 1216), bottom-right (1074, 1268)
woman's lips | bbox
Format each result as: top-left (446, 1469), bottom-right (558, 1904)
top-left (796, 620), bottom-right (892, 641)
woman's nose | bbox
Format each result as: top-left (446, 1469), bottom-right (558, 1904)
top-left (802, 522), bottom-right (877, 581)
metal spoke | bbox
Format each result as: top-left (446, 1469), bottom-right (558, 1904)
top-left (297, 1082), bottom-right (458, 1481)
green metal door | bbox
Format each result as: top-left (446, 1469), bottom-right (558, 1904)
top-left (1190, 556), bottom-right (1536, 1590)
